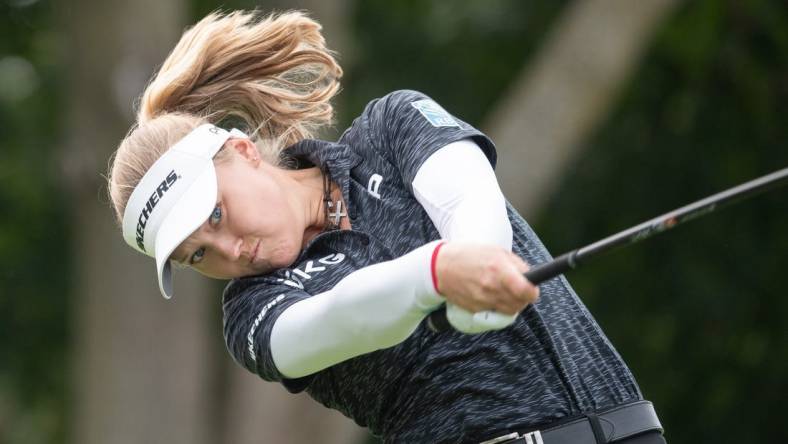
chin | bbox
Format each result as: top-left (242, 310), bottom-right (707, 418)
top-left (281, 246), bottom-right (301, 268)
top-left (262, 243), bottom-right (300, 271)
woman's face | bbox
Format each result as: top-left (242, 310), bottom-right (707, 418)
top-left (170, 140), bottom-right (305, 279)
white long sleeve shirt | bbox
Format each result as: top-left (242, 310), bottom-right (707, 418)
top-left (271, 139), bottom-right (514, 377)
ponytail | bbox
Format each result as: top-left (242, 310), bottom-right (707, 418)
top-left (107, 9), bottom-right (342, 224)
top-left (138, 10), bottom-right (342, 143)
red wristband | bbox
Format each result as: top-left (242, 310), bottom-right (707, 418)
top-left (430, 241), bottom-right (447, 294)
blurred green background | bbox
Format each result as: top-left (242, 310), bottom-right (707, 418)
top-left (1, 0), bottom-right (786, 443)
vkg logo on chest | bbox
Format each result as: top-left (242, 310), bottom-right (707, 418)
top-left (277, 253), bottom-right (346, 289)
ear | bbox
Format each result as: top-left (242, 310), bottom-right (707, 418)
top-left (226, 138), bottom-right (261, 167)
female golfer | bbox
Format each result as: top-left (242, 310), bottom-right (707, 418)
top-left (108, 10), bottom-right (665, 444)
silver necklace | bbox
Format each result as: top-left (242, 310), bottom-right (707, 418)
top-left (322, 166), bottom-right (346, 231)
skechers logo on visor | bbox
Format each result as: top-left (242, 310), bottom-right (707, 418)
top-left (135, 170), bottom-right (179, 252)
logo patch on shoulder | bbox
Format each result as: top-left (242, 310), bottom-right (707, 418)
top-left (411, 99), bottom-right (460, 128)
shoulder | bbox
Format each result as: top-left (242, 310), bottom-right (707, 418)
top-left (357, 88), bottom-right (466, 146)
top-left (368, 89), bottom-right (432, 108)
top-left (341, 90), bottom-right (437, 165)
top-left (360, 89), bottom-right (434, 121)
top-left (341, 89), bottom-right (498, 190)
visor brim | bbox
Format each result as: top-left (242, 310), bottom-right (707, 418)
top-left (154, 166), bottom-right (218, 299)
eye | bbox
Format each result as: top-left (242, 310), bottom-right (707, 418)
top-left (210, 205), bottom-right (222, 226)
top-left (190, 247), bottom-right (206, 265)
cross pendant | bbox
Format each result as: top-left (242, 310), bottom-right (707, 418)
top-left (328, 200), bottom-right (347, 226)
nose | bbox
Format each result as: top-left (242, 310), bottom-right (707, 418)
top-left (213, 232), bottom-right (244, 262)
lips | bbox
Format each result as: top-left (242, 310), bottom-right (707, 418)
top-left (249, 239), bottom-right (260, 264)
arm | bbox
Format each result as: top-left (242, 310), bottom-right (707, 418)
top-left (267, 97), bottom-right (524, 380)
top-left (412, 139), bottom-right (524, 333)
top-left (270, 241), bottom-right (444, 378)
top-left (412, 138), bottom-right (512, 249)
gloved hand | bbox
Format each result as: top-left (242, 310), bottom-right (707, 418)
top-left (434, 242), bottom-right (539, 334)
top-left (445, 303), bottom-right (517, 334)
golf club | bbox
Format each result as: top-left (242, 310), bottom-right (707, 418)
top-left (427, 166), bottom-right (788, 332)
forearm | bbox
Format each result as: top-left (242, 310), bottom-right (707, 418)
top-left (270, 240), bottom-right (444, 378)
top-left (413, 138), bottom-right (520, 332)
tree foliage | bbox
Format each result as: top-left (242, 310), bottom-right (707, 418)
top-left (347, 1), bottom-right (787, 443)
top-left (0, 1), bottom-right (70, 442)
top-left (1, 1), bottom-right (786, 443)
top-left (340, 0), bottom-right (567, 127)
top-left (535, 1), bottom-right (788, 442)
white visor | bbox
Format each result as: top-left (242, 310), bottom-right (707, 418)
top-left (121, 123), bottom-right (249, 299)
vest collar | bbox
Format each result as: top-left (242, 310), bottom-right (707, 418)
top-left (284, 139), bottom-right (362, 219)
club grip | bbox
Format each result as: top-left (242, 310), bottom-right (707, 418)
top-left (426, 252), bottom-right (578, 333)
top-left (523, 251), bottom-right (578, 285)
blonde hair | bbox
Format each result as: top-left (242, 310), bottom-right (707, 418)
top-left (107, 9), bottom-right (342, 223)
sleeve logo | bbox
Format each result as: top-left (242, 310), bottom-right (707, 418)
top-left (411, 99), bottom-right (460, 128)
top-left (247, 294), bottom-right (285, 363)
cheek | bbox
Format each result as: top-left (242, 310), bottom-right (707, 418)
top-left (257, 187), bottom-right (297, 234)
top-left (269, 244), bottom-right (301, 270)
top-left (222, 169), bottom-right (303, 265)
top-left (265, 213), bottom-right (304, 267)
top-left (269, 218), bottom-right (302, 254)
